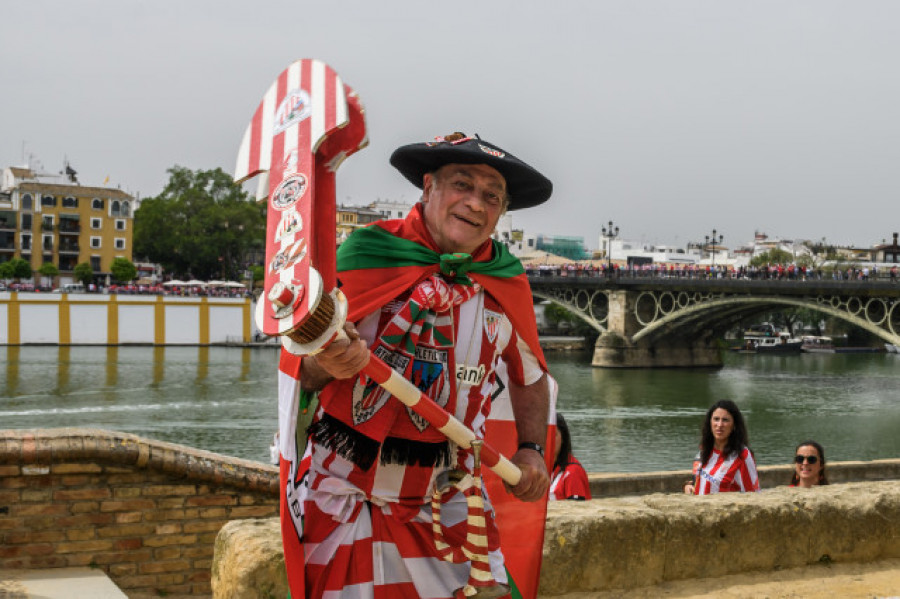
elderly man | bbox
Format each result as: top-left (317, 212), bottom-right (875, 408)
top-left (297, 132), bottom-right (553, 598)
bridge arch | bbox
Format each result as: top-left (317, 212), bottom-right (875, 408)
top-left (633, 295), bottom-right (900, 347)
top-left (532, 289), bottom-right (606, 333)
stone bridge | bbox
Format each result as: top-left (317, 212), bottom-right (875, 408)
top-left (527, 273), bottom-right (900, 367)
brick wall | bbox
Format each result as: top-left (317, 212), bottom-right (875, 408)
top-left (0, 428), bottom-right (279, 596)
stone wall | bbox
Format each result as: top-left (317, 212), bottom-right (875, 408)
top-left (212, 481), bottom-right (900, 598)
top-left (0, 429), bottom-right (279, 596)
top-left (540, 481), bottom-right (900, 595)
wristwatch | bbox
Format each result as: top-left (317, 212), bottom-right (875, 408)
top-left (518, 441), bottom-right (544, 457)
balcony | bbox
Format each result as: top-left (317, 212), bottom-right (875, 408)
top-left (0, 211), bottom-right (16, 232)
top-left (59, 223), bottom-right (81, 234)
top-left (59, 242), bottom-right (80, 254)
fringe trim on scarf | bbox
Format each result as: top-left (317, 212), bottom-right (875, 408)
top-left (308, 413), bottom-right (380, 471)
top-left (380, 436), bottom-right (450, 468)
top-left (308, 413), bottom-right (451, 470)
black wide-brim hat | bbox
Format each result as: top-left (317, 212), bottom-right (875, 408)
top-left (389, 133), bottom-right (553, 210)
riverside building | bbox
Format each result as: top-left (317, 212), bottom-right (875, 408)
top-left (0, 166), bottom-right (135, 286)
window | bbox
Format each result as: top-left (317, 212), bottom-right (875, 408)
top-left (92, 198), bottom-right (104, 210)
top-left (42, 234), bottom-right (53, 251)
top-left (21, 214), bottom-right (32, 230)
top-left (111, 200), bottom-right (121, 216)
top-left (20, 234), bottom-right (31, 251)
top-left (42, 215), bottom-right (54, 231)
top-left (115, 219), bottom-right (126, 231)
top-left (114, 238), bottom-right (126, 250)
top-left (91, 218), bottom-right (102, 230)
top-left (398, 212), bottom-right (403, 218)
top-left (62, 196), bottom-right (78, 208)
top-left (21, 194), bottom-right (33, 210)
top-left (90, 237), bottom-right (101, 249)
top-left (41, 195), bottom-right (56, 207)
top-left (121, 201), bottom-right (130, 217)
top-left (90, 256), bottom-right (101, 271)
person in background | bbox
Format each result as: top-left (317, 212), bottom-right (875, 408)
top-left (549, 413), bottom-right (591, 500)
top-left (684, 400), bottom-right (760, 495)
top-left (790, 440), bottom-right (829, 487)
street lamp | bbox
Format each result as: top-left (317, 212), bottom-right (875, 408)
top-left (705, 229), bottom-right (724, 270)
top-left (602, 220), bottom-right (619, 275)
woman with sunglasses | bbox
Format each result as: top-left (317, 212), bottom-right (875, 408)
top-left (790, 440), bottom-right (829, 487)
top-left (684, 400), bottom-right (760, 495)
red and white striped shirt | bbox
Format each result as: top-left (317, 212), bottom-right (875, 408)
top-left (692, 447), bottom-right (760, 494)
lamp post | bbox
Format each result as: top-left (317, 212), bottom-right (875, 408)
top-left (705, 229), bottom-right (724, 273)
top-left (602, 220), bottom-right (619, 276)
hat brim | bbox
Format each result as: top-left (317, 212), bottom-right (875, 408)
top-left (390, 138), bottom-right (552, 210)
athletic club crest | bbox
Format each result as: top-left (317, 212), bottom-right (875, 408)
top-left (483, 309), bottom-right (502, 344)
top-left (407, 347), bottom-right (450, 431)
top-left (352, 346), bottom-right (410, 425)
top-left (273, 89), bottom-right (311, 134)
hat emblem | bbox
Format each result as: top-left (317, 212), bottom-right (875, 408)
top-left (478, 144), bottom-right (505, 158)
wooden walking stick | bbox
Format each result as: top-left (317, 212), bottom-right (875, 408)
top-left (235, 59), bottom-right (522, 487)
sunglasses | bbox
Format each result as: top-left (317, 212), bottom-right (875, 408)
top-left (794, 455), bottom-right (819, 465)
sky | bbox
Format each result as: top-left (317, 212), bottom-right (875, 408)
top-left (3, 0), bottom-right (900, 252)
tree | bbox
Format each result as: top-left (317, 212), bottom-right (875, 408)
top-left (38, 262), bottom-right (59, 289)
top-left (111, 257), bottom-right (137, 283)
top-left (134, 166), bottom-right (265, 280)
top-left (2, 257), bottom-right (32, 281)
top-left (73, 262), bottom-right (94, 286)
top-left (749, 249), bottom-right (794, 267)
top-left (249, 264), bottom-right (265, 292)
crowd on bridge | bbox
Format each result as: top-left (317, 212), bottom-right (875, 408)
top-left (524, 261), bottom-right (900, 282)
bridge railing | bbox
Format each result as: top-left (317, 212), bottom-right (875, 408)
top-left (525, 264), bottom-right (900, 284)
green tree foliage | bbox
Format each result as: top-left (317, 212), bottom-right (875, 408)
top-left (38, 262), bottom-right (59, 288)
top-left (1, 257), bottom-right (32, 280)
top-left (134, 166), bottom-right (265, 280)
top-left (249, 264), bottom-right (265, 291)
top-left (110, 257), bottom-right (137, 283)
top-left (749, 248), bottom-right (794, 267)
top-left (73, 262), bottom-right (94, 285)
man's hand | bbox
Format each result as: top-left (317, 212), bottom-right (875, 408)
top-left (506, 446), bottom-right (549, 501)
top-left (300, 322), bottom-right (370, 391)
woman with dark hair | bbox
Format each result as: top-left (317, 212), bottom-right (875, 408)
top-left (684, 400), bottom-right (760, 495)
top-left (790, 440), bottom-right (829, 487)
top-left (549, 413), bottom-right (591, 500)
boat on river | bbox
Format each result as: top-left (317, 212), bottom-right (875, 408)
top-left (743, 332), bottom-right (803, 353)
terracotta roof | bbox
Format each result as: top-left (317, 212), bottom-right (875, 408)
top-left (16, 181), bottom-right (134, 199)
top-left (8, 167), bottom-right (34, 178)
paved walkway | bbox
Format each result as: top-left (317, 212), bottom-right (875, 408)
top-left (544, 558), bottom-right (900, 598)
top-left (0, 568), bottom-right (127, 598)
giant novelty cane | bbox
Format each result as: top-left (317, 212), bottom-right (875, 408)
top-left (235, 59), bottom-right (522, 487)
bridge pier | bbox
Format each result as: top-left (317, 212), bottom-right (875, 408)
top-left (592, 289), bottom-right (723, 368)
top-left (591, 335), bottom-right (723, 368)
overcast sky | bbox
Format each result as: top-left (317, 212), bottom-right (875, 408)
top-left (4, 1), bottom-right (899, 251)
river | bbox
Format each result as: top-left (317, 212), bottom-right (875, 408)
top-left (1, 345), bottom-right (898, 473)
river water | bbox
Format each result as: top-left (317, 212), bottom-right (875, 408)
top-left (1, 346), bottom-right (898, 473)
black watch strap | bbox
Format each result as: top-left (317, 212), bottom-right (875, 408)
top-left (518, 441), bottom-right (544, 457)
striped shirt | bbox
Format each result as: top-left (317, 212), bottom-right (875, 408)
top-left (692, 447), bottom-right (760, 494)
